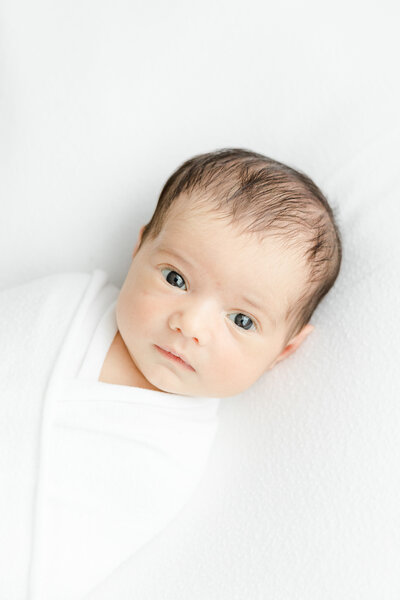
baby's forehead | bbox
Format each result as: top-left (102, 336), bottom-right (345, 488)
top-left (161, 199), bottom-right (307, 268)
top-left (164, 204), bottom-right (259, 247)
top-left (159, 226), bottom-right (261, 266)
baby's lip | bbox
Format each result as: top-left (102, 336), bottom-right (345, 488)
top-left (155, 344), bottom-right (195, 370)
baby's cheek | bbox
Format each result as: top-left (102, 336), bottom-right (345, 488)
top-left (220, 344), bottom-right (257, 377)
top-left (212, 344), bottom-right (238, 378)
top-left (126, 292), bottom-right (158, 336)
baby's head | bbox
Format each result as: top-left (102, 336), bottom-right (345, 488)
top-left (115, 148), bottom-right (342, 398)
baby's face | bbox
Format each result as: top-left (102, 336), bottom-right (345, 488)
top-left (115, 196), bottom-right (311, 398)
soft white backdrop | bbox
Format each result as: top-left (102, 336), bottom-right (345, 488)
top-left (1, 0), bottom-right (400, 598)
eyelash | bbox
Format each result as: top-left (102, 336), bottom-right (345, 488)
top-left (159, 265), bottom-right (258, 333)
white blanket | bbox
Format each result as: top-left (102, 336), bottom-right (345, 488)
top-left (0, 269), bottom-right (220, 600)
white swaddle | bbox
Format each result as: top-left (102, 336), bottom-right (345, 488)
top-left (0, 269), bottom-right (220, 600)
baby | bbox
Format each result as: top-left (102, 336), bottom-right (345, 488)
top-left (99, 147), bottom-right (342, 398)
top-left (0, 147), bottom-right (342, 598)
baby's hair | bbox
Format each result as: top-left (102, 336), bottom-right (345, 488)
top-left (139, 148), bottom-right (342, 349)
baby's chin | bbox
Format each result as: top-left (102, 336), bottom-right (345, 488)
top-left (145, 372), bottom-right (205, 397)
top-left (141, 366), bottom-right (191, 396)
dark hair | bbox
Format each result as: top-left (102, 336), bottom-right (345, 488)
top-left (139, 148), bottom-right (342, 349)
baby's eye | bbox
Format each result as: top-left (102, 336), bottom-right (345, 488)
top-left (227, 313), bottom-right (256, 331)
top-left (161, 267), bottom-right (187, 290)
top-left (161, 267), bottom-right (256, 332)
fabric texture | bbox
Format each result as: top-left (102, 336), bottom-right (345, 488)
top-left (0, 269), bottom-right (220, 600)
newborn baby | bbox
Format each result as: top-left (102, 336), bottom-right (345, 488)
top-left (100, 147), bottom-right (342, 398)
top-left (0, 148), bottom-right (342, 600)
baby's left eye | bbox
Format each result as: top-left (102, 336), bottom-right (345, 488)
top-left (228, 313), bottom-right (256, 331)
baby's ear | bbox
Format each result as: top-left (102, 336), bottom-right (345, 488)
top-left (267, 323), bottom-right (314, 371)
top-left (132, 225), bottom-right (146, 259)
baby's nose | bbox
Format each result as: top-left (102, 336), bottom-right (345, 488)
top-left (175, 327), bottom-right (199, 344)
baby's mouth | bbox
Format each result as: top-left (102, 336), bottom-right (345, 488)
top-left (154, 345), bottom-right (195, 371)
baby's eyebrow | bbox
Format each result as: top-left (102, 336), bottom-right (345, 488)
top-left (158, 247), bottom-right (194, 269)
top-left (157, 247), bottom-right (276, 328)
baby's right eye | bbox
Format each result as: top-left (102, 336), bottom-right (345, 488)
top-left (161, 267), bottom-right (187, 290)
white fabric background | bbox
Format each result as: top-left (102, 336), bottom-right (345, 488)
top-left (1, 0), bottom-right (399, 598)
